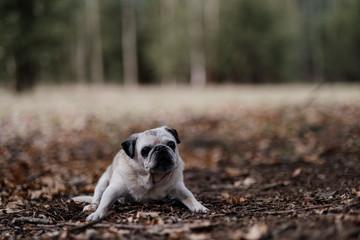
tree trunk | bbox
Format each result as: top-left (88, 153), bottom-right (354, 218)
top-left (14, 52), bottom-right (38, 92)
top-left (75, 0), bottom-right (87, 84)
top-left (121, 0), bottom-right (139, 86)
top-left (187, 0), bottom-right (206, 88)
top-left (204, 0), bottom-right (219, 34)
top-left (87, 0), bottom-right (104, 84)
top-left (13, 0), bottom-right (39, 92)
top-left (160, 0), bottom-right (176, 85)
top-left (204, 0), bottom-right (219, 83)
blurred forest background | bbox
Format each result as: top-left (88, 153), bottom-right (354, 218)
top-left (1, 0), bottom-right (360, 92)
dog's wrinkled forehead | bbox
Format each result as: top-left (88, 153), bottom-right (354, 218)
top-left (137, 128), bottom-right (173, 147)
top-left (146, 130), bottom-right (158, 137)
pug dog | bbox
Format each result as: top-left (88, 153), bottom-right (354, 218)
top-left (73, 126), bottom-right (208, 221)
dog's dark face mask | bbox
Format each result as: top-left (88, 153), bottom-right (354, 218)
top-left (121, 126), bottom-right (181, 173)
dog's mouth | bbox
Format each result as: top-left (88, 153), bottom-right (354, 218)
top-left (150, 162), bottom-right (175, 173)
top-left (149, 147), bottom-right (176, 173)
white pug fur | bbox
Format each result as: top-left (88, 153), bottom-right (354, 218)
top-left (73, 126), bottom-right (208, 221)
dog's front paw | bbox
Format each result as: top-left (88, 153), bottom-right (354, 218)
top-left (189, 202), bottom-right (209, 213)
top-left (86, 210), bottom-right (107, 221)
top-left (194, 205), bottom-right (209, 213)
top-left (83, 203), bottom-right (98, 212)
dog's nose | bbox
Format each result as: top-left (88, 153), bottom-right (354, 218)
top-left (154, 145), bottom-right (166, 152)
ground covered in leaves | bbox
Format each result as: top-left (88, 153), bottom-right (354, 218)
top-left (1, 102), bottom-right (360, 239)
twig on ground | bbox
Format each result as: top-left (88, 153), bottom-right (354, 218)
top-left (260, 204), bottom-right (334, 215)
top-left (26, 169), bottom-right (51, 183)
top-left (11, 217), bottom-right (54, 225)
top-left (261, 199), bottom-right (360, 216)
top-left (67, 210), bottom-right (115, 234)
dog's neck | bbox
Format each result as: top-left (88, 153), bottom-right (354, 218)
top-left (152, 172), bottom-right (171, 184)
top-left (139, 172), bottom-right (169, 190)
top-left (137, 171), bottom-right (172, 191)
top-left (129, 166), bottom-right (153, 190)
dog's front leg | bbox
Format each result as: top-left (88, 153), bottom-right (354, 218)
top-left (170, 183), bottom-right (208, 213)
top-left (86, 184), bottom-right (125, 221)
top-left (83, 173), bottom-right (110, 212)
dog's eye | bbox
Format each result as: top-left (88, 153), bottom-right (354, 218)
top-left (167, 141), bottom-right (176, 150)
top-left (141, 146), bottom-right (152, 157)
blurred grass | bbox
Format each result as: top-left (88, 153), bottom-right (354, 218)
top-left (0, 83), bottom-right (358, 137)
top-left (1, 84), bottom-right (359, 119)
top-left (1, 83), bottom-right (359, 172)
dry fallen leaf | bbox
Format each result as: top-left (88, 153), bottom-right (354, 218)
top-left (314, 209), bottom-right (326, 215)
top-left (243, 177), bottom-right (256, 186)
top-left (189, 233), bottom-right (211, 240)
top-left (221, 192), bottom-right (246, 203)
top-left (6, 200), bottom-right (25, 211)
top-left (246, 222), bottom-right (269, 240)
top-left (292, 168), bottom-right (302, 177)
top-left (351, 188), bottom-right (360, 197)
top-left (225, 167), bottom-right (248, 178)
top-left (221, 192), bottom-right (230, 199)
top-left (234, 222), bottom-right (269, 240)
top-left (136, 211), bottom-right (160, 219)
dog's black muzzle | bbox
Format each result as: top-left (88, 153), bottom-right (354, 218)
top-left (151, 145), bottom-right (175, 173)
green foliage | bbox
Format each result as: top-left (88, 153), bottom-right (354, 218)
top-left (142, 0), bottom-right (190, 84)
top-left (216, 0), bottom-right (300, 83)
top-left (0, 0), bottom-right (360, 90)
top-left (321, 0), bottom-right (360, 81)
top-left (0, 0), bottom-right (78, 89)
top-left (100, 0), bottom-right (123, 82)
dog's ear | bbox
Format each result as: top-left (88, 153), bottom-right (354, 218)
top-left (121, 134), bottom-right (138, 158)
top-left (165, 127), bottom-right (181, 144)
